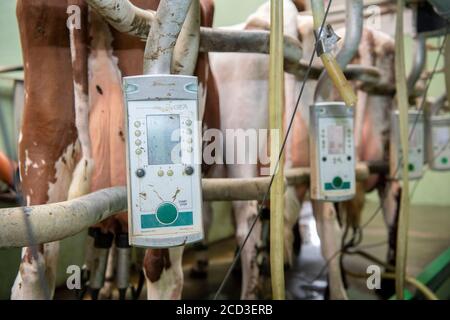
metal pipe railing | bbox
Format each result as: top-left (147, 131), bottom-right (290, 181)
top-left (0, 162), bottom-right (387, 248)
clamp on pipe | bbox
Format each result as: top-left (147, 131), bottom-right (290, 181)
top-left (310, 0), bottom-right (357, 107)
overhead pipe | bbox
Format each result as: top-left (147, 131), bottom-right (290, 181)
top-left (310, 0), bottom-right (357, 107)
top-left (143, 0), bottom-right (193, 74)
top-left (84, 0), bottom-right (397, 96)
top-left (406, 34), bottom-right (427, 96)
top-left (314, 0), bottom-right (363, 102)
top-left (84, 0), bottom-right (154, 37)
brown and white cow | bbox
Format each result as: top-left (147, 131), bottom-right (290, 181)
top-left (12, 0), bottom-right (218, 300)
top-left (210, 1), bottom-right (397, 299)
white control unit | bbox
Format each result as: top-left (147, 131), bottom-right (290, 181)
top-left (309, 102), bottom-right (356, 201)
top-left (426, 114), bottom-right (450, 171)
top-left (389, 110), bottom-right (425, 180)
top-left (123, 75), bottom-right (203, 248)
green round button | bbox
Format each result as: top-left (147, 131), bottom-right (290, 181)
top-left (441, 157), bottom-right (448, 165)
top-left (408, 163), bottom-right (415, 171)
top-left (156, 203), bottom-right (178, 225)
top-left (332, 176), bottom-right (343, 188)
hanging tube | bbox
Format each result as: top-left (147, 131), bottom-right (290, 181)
top-left (310, 0), bottom-right (357, 107)
top-left (314, 0), bottom-right (363, 102)
top-left (407, 34), bottom-right (427, 95)
top-left (269, 0), bottom-right (285, 300)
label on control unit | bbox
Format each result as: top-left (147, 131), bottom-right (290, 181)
top-left (309, 102), bottom-right (356, 201)
top-left (123, 74), bottom-right (203, 248)
top-left (426, 114), bottom-right (450, 171)
top-left (390, 110), bottom-right (425, 180)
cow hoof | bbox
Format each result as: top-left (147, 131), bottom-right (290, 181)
top-left (189, 268), bottom-right (208, 279)
top-left (99, 282), bottom-right (114, 300)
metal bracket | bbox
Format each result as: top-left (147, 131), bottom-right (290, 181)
top-left (315, 24), bottom-right (341, 56)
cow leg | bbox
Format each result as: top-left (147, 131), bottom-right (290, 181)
top-left (11, 242), bottom-right (59, 300)
top-left (343, 182), bottom-right (366, 241)
top-left (376, 180), bottom-right (401, 298)
top-left (144, 247), bottom-right (184, 300)
top-left (284, 186), bottom-right (303, 268)
top-left (232, 200), bottom-right (262, 299)
top-left (190, 201), bottom-right (212, 279)
top-left (311, 200), bottom-right (348, 300)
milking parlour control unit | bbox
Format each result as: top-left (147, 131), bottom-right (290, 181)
top-left (309, 102), bottom-right (356, 202)
top-left (390, 110), bottom-right (425, 180)
top-left (123, 75), bottom-right (203, 248)
top-left (426, 113), bottom-right (450, 171)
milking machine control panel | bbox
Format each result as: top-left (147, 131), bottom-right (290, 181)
top-left (123, 74), bottom-right (203, 248)
top-left (426, 114), bottom-right (450, 171)
top-left (390, 110), bottom-right (425, 180)
top-left (309, 102), bottom-right (356, 201)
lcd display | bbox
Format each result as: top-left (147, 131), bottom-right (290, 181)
top-left (409, 126), bottom-right (422, 148)
top-left (327, 125), bottom-right (345, 155)
top-left (434, 126), bottom-right (450, 146)
top-left (147, 115), bottom-right (181, 165)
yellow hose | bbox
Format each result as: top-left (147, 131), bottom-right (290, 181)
top-left (269, 0), bottom-right (285, 300)
top-left (346, 270), bottom-right (439, 300)
top-left (310, 0), bottom-right (357, 107)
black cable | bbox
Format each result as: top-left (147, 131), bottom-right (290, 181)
top-left (213, 0), bottom-right (335, 299)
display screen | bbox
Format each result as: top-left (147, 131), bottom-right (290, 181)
top-left (409, 126), bottom-right (422, 148)
top-left (327, 125), bottom-right (345, 155)
top-left (147, 115), bottom-right (181, 165)
top-left (434, 127), bottom-right (450, 146)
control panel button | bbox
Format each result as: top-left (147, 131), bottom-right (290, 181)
top-left (157, 170), bottom-right (164, 177)
top-left (408, 163), bottom-right (415, 172)
top-left (332, 176), bottom-right (343, 188)
top-left (167, 169), bottom-right (174, 176)
top-left (441, 157), bottom-right (448, 165)
top-left (136, 169), bottom-right (145, 178)
top-left (135, 130), bottom-right (142, 137)
top-left (185, 119), bottom-right (192, 126)
top-left (134, 121), bottom-right (141, 128)
top-left (135, 149), bottom-right (142, 155)
top-left (135, 139), bottom-right (142, 146)
top-left (184, 166), bottom-right (194, 176)
top-left (156, 203), bottom-right (178, 225)
top-left (186, 128), bottom-right (192, 134)
top-left (186, 137), bottom-right (193, 143)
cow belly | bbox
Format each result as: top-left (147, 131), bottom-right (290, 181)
top-left (88, 14), bottom-right (127, 231)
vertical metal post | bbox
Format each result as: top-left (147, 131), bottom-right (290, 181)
top-left (269, 0), bottom-right (285, 300)
top-left (394, 0), bottom-right (410, 300)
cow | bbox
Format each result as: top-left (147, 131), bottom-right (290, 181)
top-left (0, 151), bottom-right (15, 188)
top-left (210, 0), bottom-right (306, 300)
top-left (12, 0), bottom-right (219, 300)
top-left (210, 0), bottom-right (398, 299)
